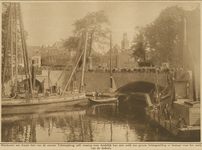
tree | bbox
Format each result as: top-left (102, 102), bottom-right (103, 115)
top-left (130, 26), bottom-right (155, 66)
top-left (73, 10), bottom-right (110, 50)
top-left (63, 10), bottom-right (110, 68)
top-left (62, 36), bottom-right (79, 52)
top-left (131, 6), bottom-right (185, 66)
top-left (145, 6), bottom-right (185, 66)
top-left (130, 27), bottom-right (147, 65)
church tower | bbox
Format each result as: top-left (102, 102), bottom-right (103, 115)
top-left (121, 32), bottom-right (129, 50)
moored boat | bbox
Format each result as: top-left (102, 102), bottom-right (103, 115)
top-left (2, 99), bottom-right (86, 115)
top-left (88, 97), bottom-right (118, 103)
top-left (1, 3), bottom-right (89, 113)
top-left (86, 92), bottom-right (116, 97)
top-left (2, 92), bottom-right (86, 107)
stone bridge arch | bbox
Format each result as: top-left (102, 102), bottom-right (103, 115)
top-left (112, 72), bottom-right (167, 90)
top-left (75, 72), bottom-right (168, 93)
top-left (115, 81), bottom-right (161, 94)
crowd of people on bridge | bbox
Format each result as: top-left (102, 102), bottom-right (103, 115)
top-left (17, 64), bottom-right (186, 76)
top-left (83, 66), bottom-right (185, 74)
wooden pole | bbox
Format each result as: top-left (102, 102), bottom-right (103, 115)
top-left (32, 60), bottom-right (36, 90)
top-left (10, 3), bottom-right (14, 86)
top-left (89, 33), bottom-right (93, 69)
top-left (48, 68), bottom-right (52, 93)
top-left (183, 18), bottom-right (187, 69)
top-left (80, 31), bottom-right (88, 92)
top-left (15, 3), bottom-right (18, 87)
top-left (48, 69), bottom-right (50, 90)
top-left (110, 32), bottom-right (112, 76)
top-left (110, 32), bottom-right (113, 89)
top-left (111, 119), bottom-right (113, 142)
top-left (18, 3), bottom-right (29, 91)
top-left (155, 68), bottom-right (161, 108)
top-left (194, 65), bottom-right (199, 101)
top-left (19, 3), bottom-right (33, 96)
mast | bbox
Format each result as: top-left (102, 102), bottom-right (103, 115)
top-left (15, 3), bottom-right (18, 87)
top-left (10, 3), bottom-right (14, 86)
top-left (183, 18), bottom-right (187, 69)
top-left (89, 32), bottom-right (94, 69)
top-left (110, 32), bottom-right (112, 76)
top-left (19, 3), bottom-right (33, 96)
top-left (110, 32), bottom-right (112, 88)
top-left (18, 3), bottom-right (28, 91)
top-left (32, 60), bottom-right (36, 90)
top-left (80, 31), bottom-right (88, 92)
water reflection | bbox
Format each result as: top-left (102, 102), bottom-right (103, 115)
top-left (2, 97), bottom-right (179, 142)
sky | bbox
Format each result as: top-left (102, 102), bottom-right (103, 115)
top-left (20, 1), bottom-right (198, 53)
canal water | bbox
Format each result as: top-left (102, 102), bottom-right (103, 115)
top-left (1, 96), bottom-right (193, 142)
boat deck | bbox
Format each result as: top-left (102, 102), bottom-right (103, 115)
top-left (2, 92), bottom-right (86, 106)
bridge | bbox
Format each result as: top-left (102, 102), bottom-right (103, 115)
top-left (75, 71), bottom-right (168, 93)
top-left (14, 70), bottom-right (168, 94)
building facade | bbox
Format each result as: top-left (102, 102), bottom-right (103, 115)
top-left (102, 44), bottom-right (138, 69)
top-left (101, 32), bottom-right (138, 69)
top-left (40, 42), bottom-right (72, 67)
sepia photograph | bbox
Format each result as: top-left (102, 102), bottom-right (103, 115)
top-left (1, 1), bottom-right (200, 143)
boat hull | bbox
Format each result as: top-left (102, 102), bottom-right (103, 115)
top-left (2, 99), bottom-right (85, 115)
top-left (2, 93), bottom-right (86, 115)
top-left (2, 93), bottom-right (85, 106)
top-left (86, 92), bottom-right (116, 97)
top-left (88, 97), bottom-right (118, 103)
